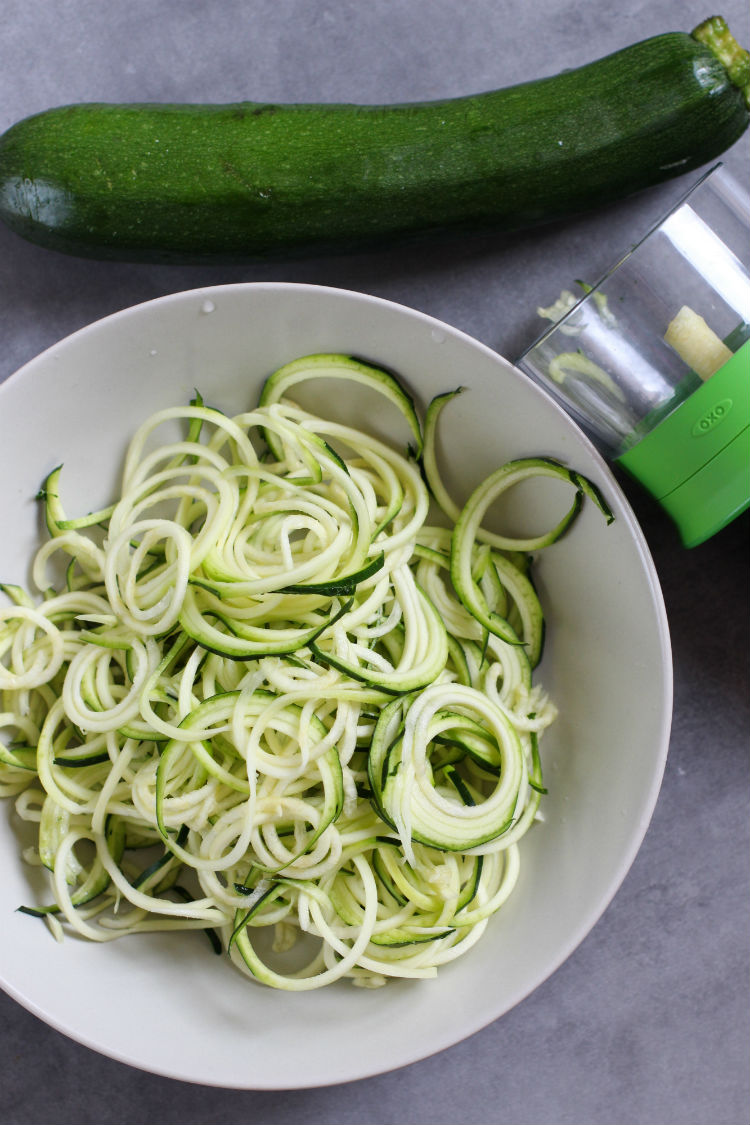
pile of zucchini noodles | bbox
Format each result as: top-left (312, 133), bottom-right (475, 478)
top-left (0, 354), bottom-right (611, 990)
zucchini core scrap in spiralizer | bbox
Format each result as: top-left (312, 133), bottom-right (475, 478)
top-left (0, 353), bottom-right (613, 990)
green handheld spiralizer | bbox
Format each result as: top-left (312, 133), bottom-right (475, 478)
top-left (517, 164), bottom-right (749, 547)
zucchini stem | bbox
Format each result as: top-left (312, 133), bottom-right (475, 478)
top-left (692, 16), bottom-right (750, 108)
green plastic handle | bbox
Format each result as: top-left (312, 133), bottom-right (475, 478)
top-left (617, 340), bottom-right (749, 547)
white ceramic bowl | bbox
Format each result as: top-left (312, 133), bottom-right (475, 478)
top-left (0, 283), bottom-right (671, 1089)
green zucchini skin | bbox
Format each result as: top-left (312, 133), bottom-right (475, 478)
top-left (0, 28), bottom-right (747, 263)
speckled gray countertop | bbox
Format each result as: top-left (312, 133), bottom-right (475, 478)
top-left (1, 2), bottom-right (748, 1123)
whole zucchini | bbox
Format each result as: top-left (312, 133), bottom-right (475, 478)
top-left (0, 16), bottom-right (748, 264)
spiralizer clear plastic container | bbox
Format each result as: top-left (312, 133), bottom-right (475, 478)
top-left (516, 164), bottom-right (750, 547)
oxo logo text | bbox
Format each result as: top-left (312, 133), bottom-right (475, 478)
top-left (691, 398), bottom-right (733, 437)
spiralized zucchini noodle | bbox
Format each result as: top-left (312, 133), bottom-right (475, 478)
top-left (0, 353), bottom-right (612, 989)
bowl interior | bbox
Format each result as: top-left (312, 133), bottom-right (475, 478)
top-left (0, 282), bottom-right (671, 1088)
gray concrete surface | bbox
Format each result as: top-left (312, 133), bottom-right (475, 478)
top-left (1, 2), bottom-right (748, 1122)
